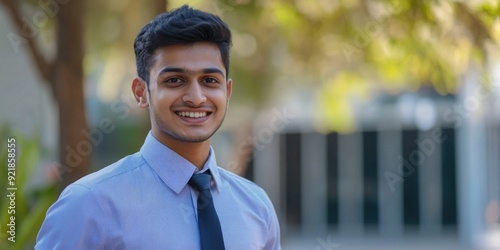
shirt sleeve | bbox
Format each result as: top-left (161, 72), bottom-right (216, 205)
top-left (263, 194), bottom-right (282, 250)
top-left (35, 184), bottom-right (108, 250)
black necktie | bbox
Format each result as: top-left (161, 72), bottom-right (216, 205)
top-left (189, 172), bottom-right (225, 250)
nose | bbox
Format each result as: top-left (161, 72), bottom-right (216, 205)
top-left (182, 82), bottom-right (207, 106)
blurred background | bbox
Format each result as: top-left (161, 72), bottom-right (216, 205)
top-left (1, 0), bottom-right (499, 249)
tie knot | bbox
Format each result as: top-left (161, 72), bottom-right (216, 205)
top-left (189, 172), bottom-right (212, 192)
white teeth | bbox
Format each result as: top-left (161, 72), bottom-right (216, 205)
top-left (177, 112), bottom-right (208, 118)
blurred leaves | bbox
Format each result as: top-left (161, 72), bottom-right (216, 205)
top-left (315, 72), bottom-right (371, 133)
top-left (0, 128), bottom-right (57, 249)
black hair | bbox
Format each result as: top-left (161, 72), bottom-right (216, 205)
top-left (134, 5), bottom-right (232, 85)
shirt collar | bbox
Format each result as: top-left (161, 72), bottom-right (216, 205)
top-left (203, 149), bottom-right (222, 194)
top-left (140, 131), bottom-right (222, 194)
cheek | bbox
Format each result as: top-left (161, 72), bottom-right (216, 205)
top-left (213, 96), bottom-right (228, 110)
top-left (209, 89), bottom-right (229, 103)
top-left (153, 89), bottom-right (177, 106)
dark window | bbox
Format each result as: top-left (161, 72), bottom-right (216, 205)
top-left (441, 128), bottom-right (457, 227)
top-left (327, 133), bottom-right (338, 226)
top-left (363, 131), bottom-right (379, 228)
top-left (402, 129), bottom-right (420, 229)
top-left (283, 133), bottom-right (302, 227)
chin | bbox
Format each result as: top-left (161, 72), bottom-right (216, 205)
top-left (171, 131), bottom-right (212, 143)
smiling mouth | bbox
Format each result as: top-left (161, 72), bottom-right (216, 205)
top-left (175, 111), bottom-right (210, 118)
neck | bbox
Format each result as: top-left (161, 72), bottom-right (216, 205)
top-left (173, 141), bottom-right (211, 170)
top-left (155, 135), bottom-right (211, 170)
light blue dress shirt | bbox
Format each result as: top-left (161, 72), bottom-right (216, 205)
top-left (35, 132), bottom-right (281, 250)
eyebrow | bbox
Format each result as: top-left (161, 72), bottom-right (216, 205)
top-left (158, 67), bottom-right (225, 77)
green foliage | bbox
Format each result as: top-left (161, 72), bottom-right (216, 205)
top-left (258, 0), bottom-right (499, 132)
top-left (0, 128), bottom-right (57, 249)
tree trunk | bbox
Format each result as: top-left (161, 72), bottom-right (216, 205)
top-left (53, 1), bottom-right (89, 189)
top-left (1, 0), bottom-right (89, 190)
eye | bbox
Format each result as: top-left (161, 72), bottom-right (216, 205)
top-left (164, 77), bottom-right (184, 83)
top-left (162, 77), bottom-right (185, 87)
top-left (203, 77), bottom-right (220, 84)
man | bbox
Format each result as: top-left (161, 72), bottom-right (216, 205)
top-left (35, 5), bottom-right (281, 250)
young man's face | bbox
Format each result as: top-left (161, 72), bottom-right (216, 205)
top-left (133, 42), bottom-right (232, 147)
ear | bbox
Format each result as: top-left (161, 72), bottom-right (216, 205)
top-left (226, 78), bottom-right (233, 102)
top-left (132, 77), bottom-right (149, 108)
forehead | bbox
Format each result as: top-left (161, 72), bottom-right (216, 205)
top-left (150, 42), bottom-right (225, 76)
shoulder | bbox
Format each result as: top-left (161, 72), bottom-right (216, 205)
top-left (70, 152), bottom-right (147, 190)
top-left (49, 152), bottom-right (149, 222)
top-left (217, 167), bottom-right (274, 208)
top-left (217, 167), bottom-right (263, 192)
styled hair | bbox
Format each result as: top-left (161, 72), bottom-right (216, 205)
top-left (133, 5), bottom-right (232, 85)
